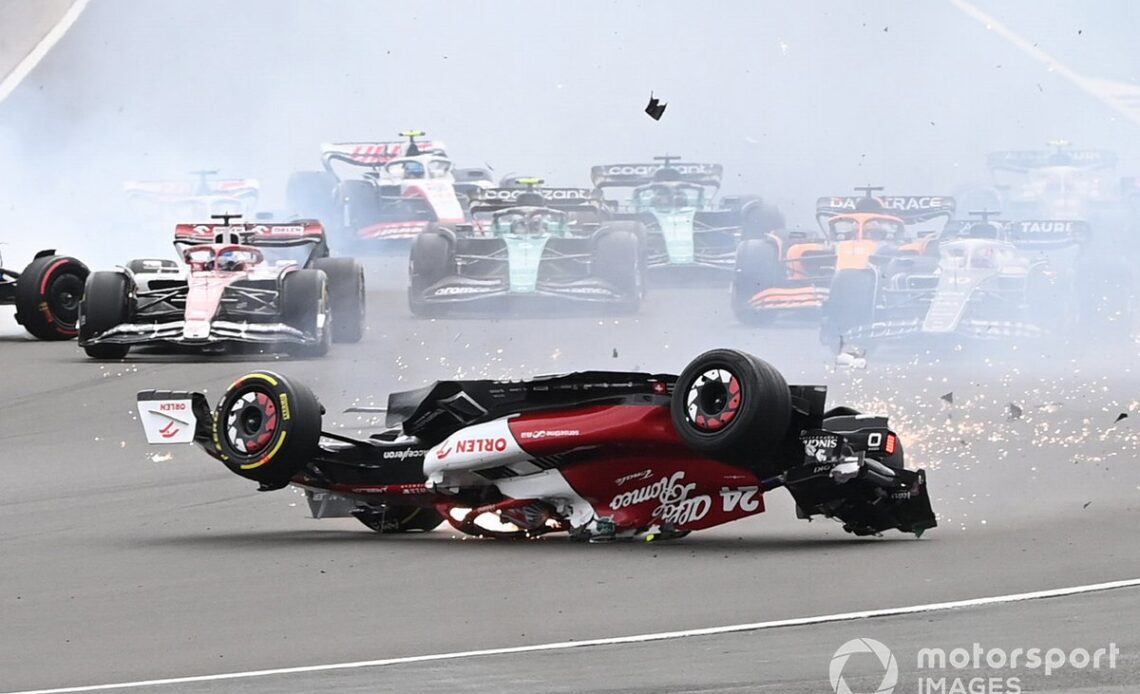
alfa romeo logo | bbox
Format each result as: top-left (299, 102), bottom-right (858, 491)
top-left (830, 638), bottom-right (898, 694)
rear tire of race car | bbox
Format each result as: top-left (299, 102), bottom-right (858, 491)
top-left (14, 254), bottom-right (89, 340)
top-left (281, 269), bottom-right (331, 358)
top-left (593, 228), bottom-right (644, 314)
top-left (821, 269), bottom-right (877, 350)
top-left (79, 271), bottom-right (132, 359)
top-left (671, 349), bottom-right (792, 462)
top-left (731, 239), bottom-right (782, 324)
top-left (740, 202), bottom-right (785, 238)
top-left (286, 170), bottom-right (339, 223)
top-left (354, 505), bottom-right (446, 533)
top-left (408, 228), bottom-right (455, 317)
top-left (312, 257), bottom-right (365, 343)
top-left (214, 371), bottom-right (322, 487)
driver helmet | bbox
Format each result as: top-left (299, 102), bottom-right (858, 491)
top-left (403, 160), bottom-right (425, 179)
top-left (651, 188), bottom-right (672, 209)
top-left (217, 250), bottom-right (243, 272)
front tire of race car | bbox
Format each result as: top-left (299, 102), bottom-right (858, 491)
top-left (354, 505), bottom-right (446, 533)
top-left (731, 239), bottom-right (782, 324)
top-left (214, 371), bottom-right (322, 487)
top-left (78, 271), bottom-right (132, 359)
top-left (740, 201), bottom-right (785, 238)
top-left (281, 269), bottom-right (331, 358)
top-left (14, 254), bottom-right (89, 340)
top-left (408, 228), bottom-right (455, 317)
top-left (593, 227), bottom-right (644, 314)
top-left (312, 257), bottom-right (365, 343)
top-left (671, 349), bottom-right (792, 463)
top-left (821, 269), bottom-right (877, 350)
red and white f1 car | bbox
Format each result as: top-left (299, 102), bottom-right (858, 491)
top-left (79, 218), bottom-right (364, 359)
top-left (137, 349), bottom-right (936, 540)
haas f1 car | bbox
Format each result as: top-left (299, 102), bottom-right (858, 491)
top-left (592, 156), bottom-right (784, 278)
top-left (78, 217), bottom-right (365, 359)
top-left (407, 179), bottom-right (646, 316)
top-left (734, 187), bottom-right (954, 323)
top-left (286, 130), bottom-right (492, 250)
top-left (137, 349), bottom-right (936, 541)
top-left (0, 249), bottom-right (89, 339)
top-left (825, 213), bottom-right (1133, 347)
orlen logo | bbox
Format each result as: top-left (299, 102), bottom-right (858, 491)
top-left (435, 437), bottom-right (508, 460)
top-left (159, 402), bottom-right (186, 412)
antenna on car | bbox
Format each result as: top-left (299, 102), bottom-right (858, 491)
top-left (190, 169), bottom-right (219, 195)
top-left (853, 185), bottom-right (885, 212)
top-left (210, 213), bottom-right (244, 225)
top-left (653, 154), bottom-right (681, 168)
top-left (652, 155), bottom-right (683, 182)
top-left (968, 209), bottom-right (1001, 222)
top-left (400, 129), bottom-right (427, 156)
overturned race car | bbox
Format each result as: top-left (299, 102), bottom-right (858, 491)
top-left (78, 217), bottom-right (365, 359)
top-left (136, 348), bottom-right (936, 541)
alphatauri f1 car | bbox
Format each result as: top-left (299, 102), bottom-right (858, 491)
top-left (78, 217), bottom-right (364, 359)
top-left (0, 248), bottom-right (89, 339)
top-left (137, 349), bottom-right (936, 540)
top-left (407, 179), bottom-right (646, 315)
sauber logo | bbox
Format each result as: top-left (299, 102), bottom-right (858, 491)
top-left (519, 429), bottom-right (580, 440)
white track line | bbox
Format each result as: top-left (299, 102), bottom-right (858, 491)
top-left (7, 577), bottom-right (1139, 694)
top-left (0, 0), bottom-right (91, 104)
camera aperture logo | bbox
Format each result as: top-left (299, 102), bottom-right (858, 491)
top-left (831, 638), bottom-right (899, 694)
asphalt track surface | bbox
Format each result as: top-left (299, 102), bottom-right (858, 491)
top-left (2, 283), bottom-right (1139, 692)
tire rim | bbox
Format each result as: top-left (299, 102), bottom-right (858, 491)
top-left (685, 368), bottom-right (742, 431)
top-left (48, 272), bottom-right (85, 327)
top-left (225, 390), bottom-right (278, 455)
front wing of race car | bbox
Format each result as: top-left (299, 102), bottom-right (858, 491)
top-left (81, 318), bottom-right (319, 346)
top-left (417, 276), bottom-right (626, 304)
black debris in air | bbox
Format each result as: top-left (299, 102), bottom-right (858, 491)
top-left (940, 392), bottom-right (954, 405)
top-left (1008, 403), bottom-right (1023, 421)
top-left (612, 348), bottom-right (619, 358)
top-left (1113, 412), bottom-right (1128, 424)
top-left (645, 92), bottom-right (667, 121)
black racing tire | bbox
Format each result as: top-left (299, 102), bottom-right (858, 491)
top-left (78, 271), bottom-right (132, 359)
top-left (281, 269), bottom-right (331, 358)
top-left (821, 269), bottom-right (877, 347)
top-left (740, 201), bottom-right (785, 238)
top-left (286, 170), bottom-right (339, 222)
top-left (593, 228), bottom-right (644, 313)
top-left (731, 239), bottom-right (782, 324)
top-left (408, 228), bottom-right (455, 317)
top-left (14, 254), bottom-right (89, 340)
top-left (312, 257), bottom-right (365, 343)
top-left (355, 505), bottom-right (446, 533)
top-left (213, 371), bottom-right (322, 486)
top-left (670, 349), bottom-right (792, 461)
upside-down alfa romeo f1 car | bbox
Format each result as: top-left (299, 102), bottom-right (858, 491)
top-left (136, 349), bottom-right (936, 540)
top-left (125, 170), bottom-right (259, 227)
top-left (733, 187), bottom-right (955, 323)
top-left (0, 248), bottom-right (89, 339)
top-left (286, 130), bottom-right (493, 250)
top-left (407, 179), bottom-right (646, 315)
top-left (591, 156), bottom-right (784, 278)
top-left (78, 217), bottom-right (365, 359)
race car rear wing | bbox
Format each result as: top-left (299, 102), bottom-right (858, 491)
top-left (124, 179), bottom-right (260, 198)
top-left (173, 220), bottom-right (327, 246)
top-left (815, 196), bottom-right (956, 225)
top-left (471, 187), bottom-right (604, 211)
top-left (590, 163), bottom-right (723, 188)
top-left (987, 149), bottom-right (1117, 172)
top-left (1005, 219), bottom-right (1090, 248)
top-left (320, 140), bottom-right (447, 169)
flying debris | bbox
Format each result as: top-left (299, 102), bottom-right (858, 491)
top-left (1113, 412), bottom-right (1128, 424)
top-left (940, 392), bottom-right (954, 405)
top-left (1008, 403), bottom-right (1023, 420)
top-left (645, 92), bottom-right (667, 121)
